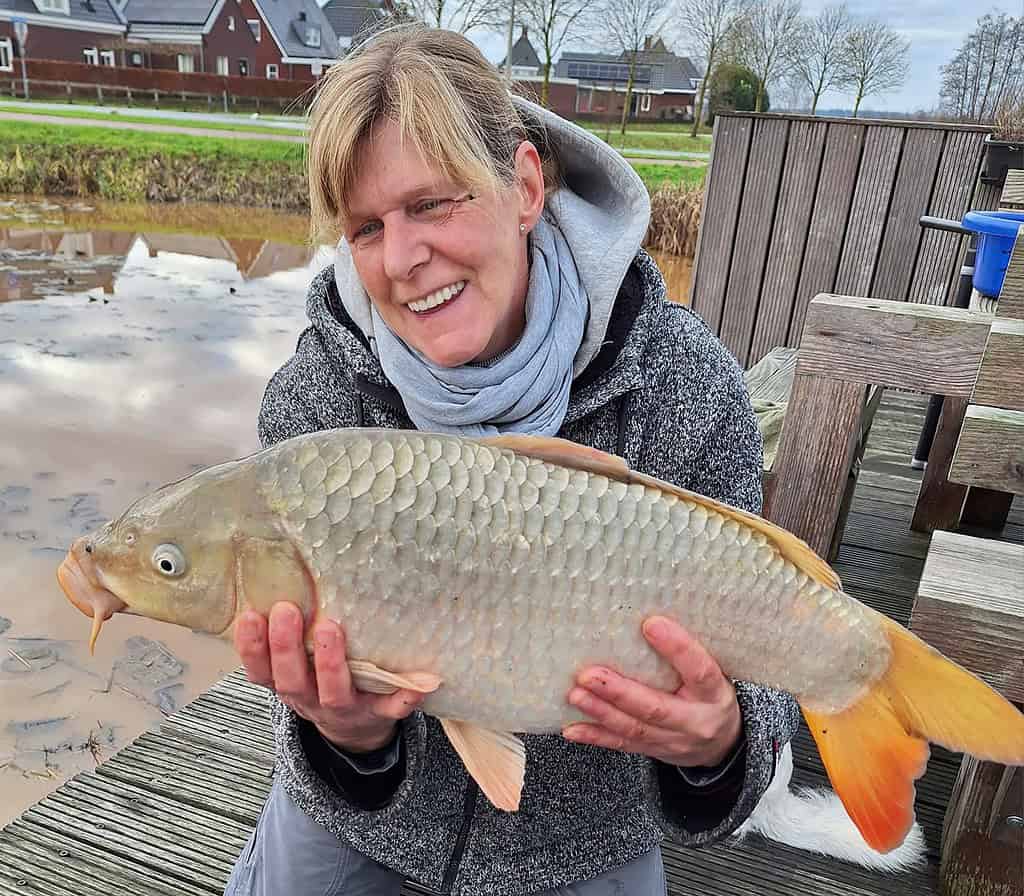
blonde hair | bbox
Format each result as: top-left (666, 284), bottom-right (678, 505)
top-left (306, 23), bottom-right (560, 245)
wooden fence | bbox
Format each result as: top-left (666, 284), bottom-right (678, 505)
top-left (691, 113), bottom-right (1000, 368)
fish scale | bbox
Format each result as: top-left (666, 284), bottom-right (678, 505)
top-left (253, 429), bottom-right (888, 732)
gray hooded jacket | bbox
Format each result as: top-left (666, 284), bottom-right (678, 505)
top-left (255, 99), bottom-right (801, 895)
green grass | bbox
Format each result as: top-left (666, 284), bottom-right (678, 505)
top-left (587, 128), bottom-right (711, 153)
top-left (0, 102), bottom-right (307, 135)
top-left (631, 163), bottom-right (706, 191)
top-left (0, 119), bottom-right (305, 165)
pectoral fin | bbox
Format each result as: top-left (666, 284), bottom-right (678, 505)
top-left (348, 660), bottom-right (442, 695)
top-left (440, 719), bottom-right (525, 812)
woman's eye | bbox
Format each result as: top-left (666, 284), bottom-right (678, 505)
top-left (152, 544), bottom-right (187, 578)
top-left (354, 221), bottom-right (381, 239)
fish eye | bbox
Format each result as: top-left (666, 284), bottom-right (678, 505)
top-left (152, 544), bottom-right (187, 578)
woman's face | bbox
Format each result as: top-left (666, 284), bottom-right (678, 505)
top-left (344, 119), bottom-right (545, 368)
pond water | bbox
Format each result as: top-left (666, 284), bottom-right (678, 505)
top-left (0, 194), bottom-right (691, 825)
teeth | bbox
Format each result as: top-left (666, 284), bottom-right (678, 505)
top-left (408, 281), bottom-right (465, 313)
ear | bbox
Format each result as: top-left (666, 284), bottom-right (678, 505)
top-left (513, 140), bottom-right (545, 233)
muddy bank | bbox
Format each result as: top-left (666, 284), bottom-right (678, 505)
top-left (0, 144), bottom-right (308, 212)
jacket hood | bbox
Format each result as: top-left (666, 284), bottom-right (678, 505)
top-left (329, 95), bottom-right (651, 377)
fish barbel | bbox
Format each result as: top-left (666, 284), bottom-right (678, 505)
top-left (56, 429), bottom-right (1024, 852)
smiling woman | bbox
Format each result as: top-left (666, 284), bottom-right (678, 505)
top-left (222, 21), bottom-right (801, 896)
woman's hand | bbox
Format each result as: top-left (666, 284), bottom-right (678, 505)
top-left (235, 602), bottom-right (427, 753)
top-left (562, 616), bottom-right (743, 768)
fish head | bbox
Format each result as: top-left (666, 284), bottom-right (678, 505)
top-left (57, 468), bottom-right (242, 653)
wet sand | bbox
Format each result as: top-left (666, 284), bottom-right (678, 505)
top-left (0, 196), bottom-right (324, 824)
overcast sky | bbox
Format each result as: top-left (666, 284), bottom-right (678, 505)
top-left (474, 0), bottom-right (1024, 115)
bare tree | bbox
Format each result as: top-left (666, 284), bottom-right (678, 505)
top-left (674, 0), bottom-right (745, 136)
top-left (840, 20), bottom-right (909, 117)
top-left (601, 0), bottom-right (669, 135)
top-left (402, 0), bottom-right (504, 33)
top-left (792, 4), bottom-right (851, 115)
top-left (519, 0), bottom-right (592, 106)
top-left (730, 0), bottom-right (804, 113)
top-left (938, 14), bottom-right (1024, 122)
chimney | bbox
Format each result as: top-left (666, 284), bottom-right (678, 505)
top-left (520, 25), bottom-right (527, 39)
top-left (643, 35), bottom-right (652, 50)
top-left (299, 10), bottom-right (306, 19)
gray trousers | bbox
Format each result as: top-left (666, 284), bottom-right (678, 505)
top-left (224, 780), bottom-right (667, 896)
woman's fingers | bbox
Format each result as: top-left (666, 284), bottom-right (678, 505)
top-left (267, 602), bottom-right (316, 709)
top-left (235, 609), bottom-right (273, 688)
top-left (311, 618), bottom-right (354, 709)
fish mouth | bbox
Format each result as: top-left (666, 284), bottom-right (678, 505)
top-left (56, 537), bottom-right (128, 654)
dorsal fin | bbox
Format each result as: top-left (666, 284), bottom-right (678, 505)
top-left (479, 434), bottom-right (842, 592)
top-left (479, 434), bottom-right (630, 479)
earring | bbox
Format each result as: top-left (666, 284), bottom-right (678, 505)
top-left (520, 223), bottom-right (527, 234)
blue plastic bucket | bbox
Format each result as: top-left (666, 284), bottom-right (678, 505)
top-left (962, 210), bottom-right (1024, 298)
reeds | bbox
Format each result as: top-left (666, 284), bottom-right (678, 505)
top-left (644, 182), bottom-right (704, 259)
top-left (992, 100), bottom-right (1024, 142)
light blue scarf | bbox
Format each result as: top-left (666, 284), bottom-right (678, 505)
top-left (372, 214), bottom-right (589, 436)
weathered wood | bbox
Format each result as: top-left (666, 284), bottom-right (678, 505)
top-left (971, 319), bottom-right (1024, 411)
top-left (834, 126), bottom-right (904, 296)
top-left (1000, 169), bottom-right (1024, 208)
top-left (939, 757), bottom-right (1023, 896)
top-left (766, 372), bottom-right (865, 556)
top-left (872, 128), bottom-right (946, 301)
top-left (719, 117), bottom-right (790, 365)
top-left (909, 131), bottom-right (987, 306)
top-left (788, 122), bottom-right (865, 346)
top-left (749, 121), bottom-right (827, 363)
top-left (949, 406), bottom-right (1024, 496)
top-left (997, 229), bottom-right (1024, 321)
top-left (797, 295), bottom-right (991, 396)
top-left (910, 530), bottom-right (1024, 702)
top-left (690, 115), bottom-right (753, 330)
top-left (911, 397), bottom-right (970, 533)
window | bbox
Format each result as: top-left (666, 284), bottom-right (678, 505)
top-left (247, 19), bottom-right (261, 42)
top-left (265, 63), bottom-right (278, 79)
top-left (228, 15), bottom-right (235, 30)
top-left (177, 53), bottom-right (195, 73)
top-left (0, 38), bottom-right (12, 72)
top-left (640, 92), bottom-right (651, 112)
top-left (35, 0), bottom-right (70, 13)
top-left (304, 25), bottom-right (321, 48)
top-left (238, 58), bottom-right (249, 76)
top-left (99, 49), bottom-right (115, 66)
top-left (129, 51), bottom-right (143, 66)
top-left (216, 56), bottom-right (229, 76)
top-left (82, 47), bottom-right (98, 65)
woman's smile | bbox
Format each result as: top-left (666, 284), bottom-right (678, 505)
top-left (406, 280), bottom-right (467, 315)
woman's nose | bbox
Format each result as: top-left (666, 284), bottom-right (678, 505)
top-left (382, 216), bottom-right (430, 282)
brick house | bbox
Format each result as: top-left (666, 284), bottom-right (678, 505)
top-left (554, 36), bottom-right (700, 122)
top-left (0, 0), bottom-right (126, 72)
top-left (121, 0), bottom-right (340, 80)
top-left (320, 0), bottom-right (386, 53)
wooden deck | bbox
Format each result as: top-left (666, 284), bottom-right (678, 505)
top-left (1, 393), bottom-right (1021, 896)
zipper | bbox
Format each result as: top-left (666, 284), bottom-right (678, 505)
top-left (440, 780), bottom-right (478, 893)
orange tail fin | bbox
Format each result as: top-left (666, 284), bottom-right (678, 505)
top-left (803, 613), bottom-right (1024, 853)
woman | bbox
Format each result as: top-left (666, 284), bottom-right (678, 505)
top-left (224, 23), bottom-right (799, 896)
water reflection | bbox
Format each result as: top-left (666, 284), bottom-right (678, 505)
top-left (0, 196), bottom-right (316, 303)
top-left (0, 195), bottom-right (323, 824)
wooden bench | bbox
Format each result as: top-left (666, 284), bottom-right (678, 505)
top-left (745, 346), bottom-right (881, 559)
top-left (910, 533), bottom-right (1024, 896)
top-left (908, 221), bottom-right (1024, 896)
top-left (771, 234), bottom-right (1024, 895)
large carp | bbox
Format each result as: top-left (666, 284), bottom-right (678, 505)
top-left (56, 428), bottom-right (1024, 853)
